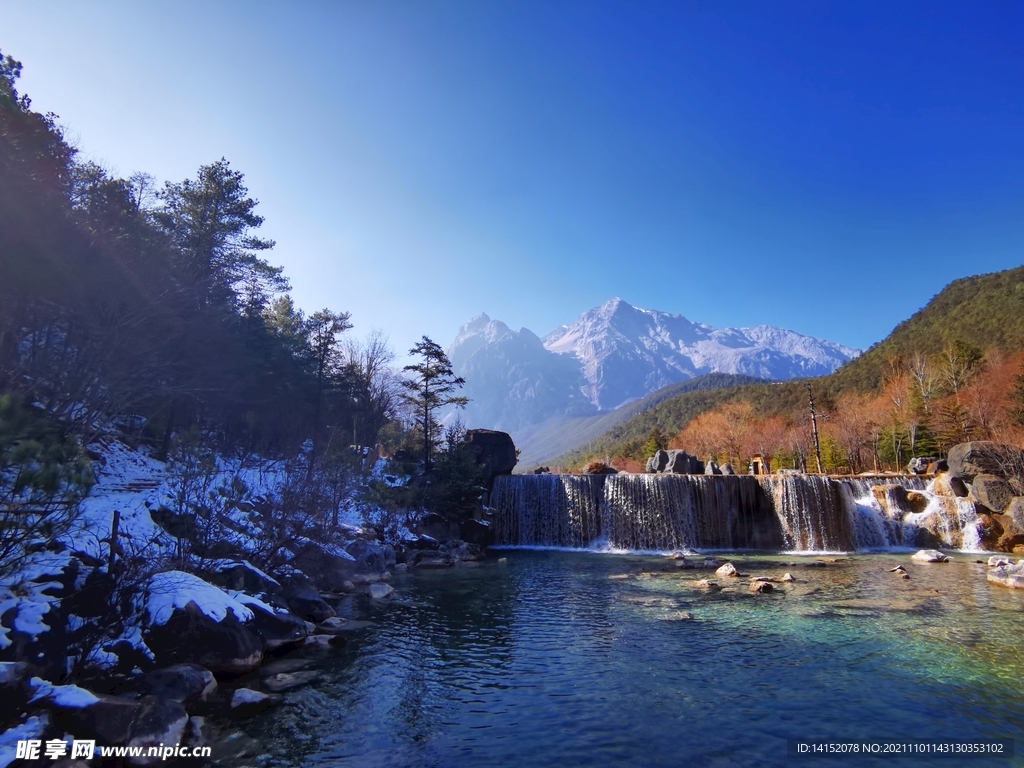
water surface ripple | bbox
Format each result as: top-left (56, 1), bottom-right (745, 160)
top-left (241, 552), bottom-right (1024, 767)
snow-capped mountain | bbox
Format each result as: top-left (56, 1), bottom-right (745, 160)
top-left (543, 298), bottom-right (860, 410)
top-left (446, 300), bottom-right (859, 431)
top-left (447, 314), bottom-right (597, 432)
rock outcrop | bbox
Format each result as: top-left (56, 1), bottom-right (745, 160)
top-left (646, 449), bottom-right (704, 475)
top-left (464, 429), bottom-right (517, 488)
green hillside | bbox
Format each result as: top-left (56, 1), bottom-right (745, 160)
top-left (552, 265), bottom-right (1024, 468)
top-left (828, 265), bottom-right (1024, 392)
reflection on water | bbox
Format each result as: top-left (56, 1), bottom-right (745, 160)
top-left (235, 553), bottom-right (1024, 767)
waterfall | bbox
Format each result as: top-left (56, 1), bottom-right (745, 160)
top-left (491, 473), bottom-right (982, 553)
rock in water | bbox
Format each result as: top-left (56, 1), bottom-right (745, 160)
top-left (262, 670), bottom-right (320, 693)
top-left (988, 561), bottom-right (1024, 589)
top-left (368, 583), bottom-right (394, 599)
top-left (782, 573), bottom-right (795, 582)
top-left (230, 688), bottom-right (281, 715)
top-left (749, 581), bottom-right (774, 593)
top-left (911, 550), bottom-right (949, 563)
top-left (715, 563), bottom-right (738, 578)
top-left (694, 579), bottom-right (721, 590)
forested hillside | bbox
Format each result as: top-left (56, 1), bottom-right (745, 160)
top-left (556, 266), bottom-right (1024, 472)
top-left (0, 52), bottom-right (398, 462)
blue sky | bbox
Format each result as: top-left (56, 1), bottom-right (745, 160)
top-left (4, 1), bottom-right (1023, 358)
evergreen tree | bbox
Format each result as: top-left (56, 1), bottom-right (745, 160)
top-left (154, 158), bottom-right (285, 312)
top-left (401, 337), bottom-right (468, 470)
top-left (641, 426), bottom-right (667, 461)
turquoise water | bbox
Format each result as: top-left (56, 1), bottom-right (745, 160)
top-left (239, 552), bottom-right (1024, 767)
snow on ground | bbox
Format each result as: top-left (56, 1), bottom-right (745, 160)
top-left (0, 576), bottom-right (61, 651)
top-left (0, 714), bottom-right (49, 768)
top-left (28, 677), bottom-right (100, 708)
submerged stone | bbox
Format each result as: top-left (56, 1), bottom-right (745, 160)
top-left (911, 550), bottom-right (949, 563)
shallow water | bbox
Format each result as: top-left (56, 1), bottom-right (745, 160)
top-left (236, 552), bottom-right (1024, 767)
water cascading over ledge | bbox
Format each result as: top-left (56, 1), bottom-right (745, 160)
top-left (490, 473), bottom-right (954, 552)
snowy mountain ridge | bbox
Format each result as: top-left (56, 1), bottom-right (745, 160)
top-left (447, 298), bottom-right (859, 431)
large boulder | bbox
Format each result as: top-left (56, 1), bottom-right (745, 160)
top-left (970, 475), bottom-right (1015, 514)
top-left (647, 450), bottom-right (670, 473)
top-left (987, 560), bottom-right (1024, 589)
top-left (948, 442), bottom-right (1024, 483)
top-left (144, 602), bottom-right (263, 675)
top-left (648, 449), bottom-right (703, 474)
top-left (407, 550), bottom-right (457, 569)
top-left (871, 485), bottom-right (929, 518)
top-left (281, 582), bottom-right (335, 623)
top-left (126, 696), bottom-right (189, 765)
top-left (244, 599), bottom-right (309, 650)
top-left (987, 498), bottom-right (1024, 552)
top-left (53, 693), bottom-right (142, 745)
top-left (203, 560), bottom-right (282, 596)
top-left (665, 450), bottom-right (704, 475)
top-left (464, 429), bottom-right (517, 488)
top-left (290, 539), bottom-right (387, 590)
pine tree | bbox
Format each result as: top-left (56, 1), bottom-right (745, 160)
top-left (401, 337), bottom-right (468, 470)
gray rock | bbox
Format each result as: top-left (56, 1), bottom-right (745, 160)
top-left (971, 475), bottom-right (1015, 513)
top-left (230, 687), bottom-right (280, 714)
top-left (464, 429), bottom-right (518, 488)
top-left (57, 694), bottom-right (142, 745)
top-left (246, 600), bottom-right (308, 650)
top-left (259, 657), bottom-right (317, 676)
top-left (704, 461), bottom-right (721, 476)
top-left (911, 549), bottom-right (949, 563)
top-left (694, 579), bottom-right (721, 590)
top-left (143, 603), bottom-right (263, 675)
top-left (749, 581), bottom-right (774, 593)
top-left (782, 573), bottom-right (795, 582)
top-left (648, 450), bottom-right (670, 473)
top-left (720, 463), bottom-right (735, 475)
top-left (987, 561), bottom-right (1024, 589)
top-left (125, 696), bottom-right (188, 765)
top-left (139, 664), bottom-right (216, 706)
top-left (188, 716), bottom-right (207, 747)
top-left (715, 563), bottom-right (738, 578)
top-left (988, 556), bottom-right (1013, 567)
top-left (303, 634), bottom-right (345, 649)
top-left (459, 518), bottom-right (493, 547)
top-left (908, 457), bottom-right (938, 474)
top-left (262, 670), bottom-right (320, 693)
top-left (368, 583), bottom-right (394, 599)
top-left (408, 549), bottom-right (456, 568)
top-left (282, 582), bottom-right (335, 623)
top-left (948, 442), bottom-right (1024, 483)
top-left (665, 450), bottom-right (704, 475)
